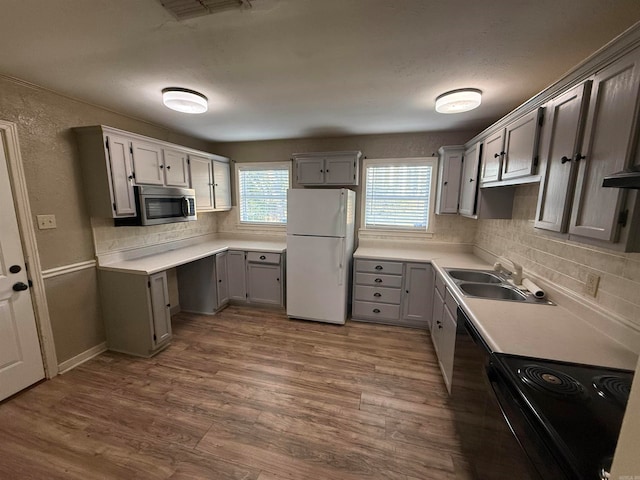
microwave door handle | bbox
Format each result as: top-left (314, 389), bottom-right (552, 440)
top-left (181, 197), bottom-right (188, 217)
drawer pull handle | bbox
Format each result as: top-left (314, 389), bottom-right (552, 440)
top-left (375, 265), bottom-right (383, 270)
top-left (373, 308), bottom-right (380, 313)
top-left (260, 255), bottom-right (266, 260)
top-left (374, 278), bottom-right (382, 283)
top-left (374, 292), bottom-right (381, 297)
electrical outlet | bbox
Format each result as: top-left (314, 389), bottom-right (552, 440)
top-left (585, 273), bottom-right (600, 297)
top-left (37, 214), bottom-right (57, 230)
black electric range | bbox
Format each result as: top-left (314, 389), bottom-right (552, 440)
top-left (488, 353), bottom-right (634, 480)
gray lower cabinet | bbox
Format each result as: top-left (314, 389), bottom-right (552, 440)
top-left (227, 250), bottom-right (285, 306)
top-left (431, 270), bottom-right (459, 394)
top-left (99, 269), bottom-right (172, 357)
top-left (177, 251), bottom-right (229, 314)
top-left (352, 258), bottom-right (433, 328)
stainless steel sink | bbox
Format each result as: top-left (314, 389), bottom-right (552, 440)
top-left (446, 269), bottom-right (503, 284)
top-left (458, 282), bottom-right (527, 301)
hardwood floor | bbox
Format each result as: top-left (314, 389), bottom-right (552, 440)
top-left (0, 306), bottom-right (475, 479)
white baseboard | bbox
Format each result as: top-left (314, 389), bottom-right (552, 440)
top-left (58, 342), bottom-right (107, 374)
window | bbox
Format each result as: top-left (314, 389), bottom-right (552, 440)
top-left (236, 162), bottom-right (291, 225)
top-left (362, 157), bottom-right (437, 232)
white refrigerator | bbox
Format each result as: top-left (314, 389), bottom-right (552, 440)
top-left (286, 188), bottom-right (356, 324)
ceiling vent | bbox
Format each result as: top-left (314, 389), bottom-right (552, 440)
top-left (159, 0), bottom-right (253, 20)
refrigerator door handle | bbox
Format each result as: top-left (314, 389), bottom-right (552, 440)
top-left (338, 191), bottom-right (346, 236)
top-left (338, 237), bottom-right (345, 286)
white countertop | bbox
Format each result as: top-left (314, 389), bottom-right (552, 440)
top-left (355, 243), bottom-right (639, 371)
top-left (97, 237), bottom-right (286, 275)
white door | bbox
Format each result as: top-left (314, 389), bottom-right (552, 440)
top-left (286, 235), bottom-right (348, 324)
top-left (149, 272), bottom-right (171, 348)
top-left (0, 134), bottom-right (45, 401)
top-left (287, 188), bottom-right (346, 236)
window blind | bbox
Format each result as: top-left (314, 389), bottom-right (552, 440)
top-left (238, 166), bottom-right (289, 224)
top-left (364, 163), bottom-right (433, 229)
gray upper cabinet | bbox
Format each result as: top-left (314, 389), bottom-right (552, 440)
top-left (294, 151), bottom-right (361, 186)
top-left (190, 155), bottom-right (231, 212)
top-left (436, 146), bottom-right (464, 214)
top-left (535, 82), bottom-right (591, 233)
top-left (459, 142), bottom-right (480, 217)
top-left (106, 134), bottom-right (136, 217)
top-left (481, 108), bottom-right (543, 185)
top-left (163, 148), bottom-right (190, 187)
top-left (480, 129), bottom-right (505, 183)
top-left (131, 140), bottom-right (164, 185)
top-left (501, 108), bottom-right (544, 180)
top-left (569, 47), bottom-right (640, 243)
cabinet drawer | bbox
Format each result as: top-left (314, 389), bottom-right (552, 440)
top-left (355, 259), bottom-right (403, 275)
top-left (444, 288), bottom-right (459, 316)
top-left (352, 301), bottom-right (400, 320)
top-left (246, 251), bottom-right (280, 264)
top-left (354, 272), bottom-right (402, 288)
top-left (435, 273), bottom-right (446, 296)
top-left (354, 285), bottom-right (401, 304)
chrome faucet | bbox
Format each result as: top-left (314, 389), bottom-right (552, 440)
top-left (494, 257), bottom-right (523, 285)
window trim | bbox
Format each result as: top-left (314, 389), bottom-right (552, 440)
top-left (359, 157), bottom-right (438, 236)
top-left (234, 161), bottom-right (292, 228)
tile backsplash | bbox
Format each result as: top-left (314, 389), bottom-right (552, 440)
top-left (91, 213), bottom-right (218, 255)
top-left (475, 184), bottom-right (640, 332)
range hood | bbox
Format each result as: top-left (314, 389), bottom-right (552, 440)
top-left (602, 166), bottom-right (640, 189)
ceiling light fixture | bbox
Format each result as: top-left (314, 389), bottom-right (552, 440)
top-left (162, 88), bottom-right (208, 114)
top-left (435, 89), bottom-right (482, 114)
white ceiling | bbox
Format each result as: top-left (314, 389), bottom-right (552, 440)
top-left (2, 0), bottom-right (640, 142)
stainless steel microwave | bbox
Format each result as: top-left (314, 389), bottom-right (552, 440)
top-left (115, 186), bottom-right (197, 226)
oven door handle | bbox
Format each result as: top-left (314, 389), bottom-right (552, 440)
top-left (181, 197), bottom-right (189, 217)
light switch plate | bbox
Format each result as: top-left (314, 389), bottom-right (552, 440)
top-left (585, 273), bottom-right (600, 297)
top-left (37, 214), bottom-right (57, 230)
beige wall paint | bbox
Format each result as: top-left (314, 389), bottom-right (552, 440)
top-left (212, 130), bottom-right (479, 244)
top-left (476, 184), bottom-right (640, 332)
top-left (0, 75), bottom-right (219, 364)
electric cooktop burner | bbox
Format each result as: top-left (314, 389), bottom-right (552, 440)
top-left (593, 375), bottom-right (632, 405)
top-left (518, 365), bottom-right (586, 399)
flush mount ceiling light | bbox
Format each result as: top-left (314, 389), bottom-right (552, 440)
top-left (162, 88), bottom-right (208, 114)
top-left (435, 89), bottom-right (482, 114)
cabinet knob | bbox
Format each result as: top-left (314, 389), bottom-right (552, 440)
top-left (374, 278), bottom-right (382, 283)
top-left (218, 279), bottom-right (222, 283)
top-left (166, 303), bottom-right (170, 308)
top-left (494, 153), bottom-right (500, 158)
top-left (375, 265), bottom-right (383, 270)
top-left (575, 154), bottom-right (586, 162)
top-left (444, 181), bottom-right (448, 185)
top-left (9, 265), bottom-right (22, 274)
top-left (438, 324), bottom-right (443, 329)
top-left (320, 169), bottom-right (324, 173)
top-left (561, 156), bottom-right (571, 164)
top-left (166, 165), bottom-right (171, 170)
top-left (276, 278), bottom-right (280, 282)
top-left (469, 178), bottom-right (474, 183)
top-left (374, 292), bottom-right (382, 297)
top-left (128, 174), bottom-right (134, 180)
top-left (260, 255), bottom-right (266, 260)
top-left (373, 308), bottom-right (380, 314)
top-left (326, 169), bottom-right (330, 173)
top-left (160, 165), bottom-right (164, 169)
top-left (406, 290), bottom-right (409, 294)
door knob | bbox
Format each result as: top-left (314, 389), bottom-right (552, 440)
top-left (13, 282), bottom-right (29, 292)
top-left (9, 265), bottom-right (22, 274)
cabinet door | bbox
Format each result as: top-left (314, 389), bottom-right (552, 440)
top-left (502, 108), bottom-right (543, 180)
top-left (296, 158), bottom-right (325, 185)
top-left (105, 134), bottom-right (136, 217)
top-left (132, 140), bottom-right (164, 185)
top-left (325, 155), bottom-right (356, 185)
top-left (149, 272), bottom-right (172, 348)
top-left (436, 147), bottom-right (463, 214)
top-left (401, 263), bottom-right (433, 327)
top-left (215, 251), bottom-right (229, 307)
top-left (247, 263), bottom-right (282, 305)
top-left (438, 296), bottom-right (457, 393)
top-left (163, 149), bottom-right (190, 187)
top-left (569, 48), bottom-right (640, 242)
top-left (431, 286), bottom-right (444, 348)
top-left (212, 160), bottom-right (232, 210)
top-left (227, 251), bottom-right (247, 301)
top-left (481, 129), bottom-right (505, 183)
top-left (189, 155), bottom-right (214, 211)
top-left (459, 142), bottom-right (480, 217)
top-left (535, 82), bottom-right (591, 232)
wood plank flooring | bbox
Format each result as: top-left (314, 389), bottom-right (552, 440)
top-left (0, 306), bottom-right (475, 479)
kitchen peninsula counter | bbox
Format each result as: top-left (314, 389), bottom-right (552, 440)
top-left (354, 241), bottom-right (639, 371)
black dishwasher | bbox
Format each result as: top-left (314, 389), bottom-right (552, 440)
top-left (450, 307), bottom-right (541, 480)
